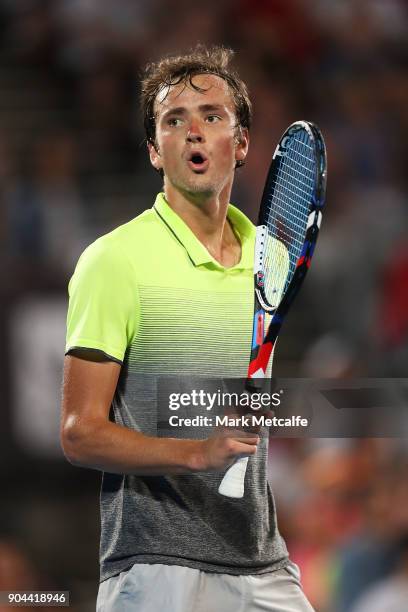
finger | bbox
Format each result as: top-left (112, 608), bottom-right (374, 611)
top-left (231, 441), bottom-right (259, 456)
top-left (229, 435), bottom-right (260, 446)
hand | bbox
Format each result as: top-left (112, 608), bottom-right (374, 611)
top-left (195, 429), bottom-right (260, 472)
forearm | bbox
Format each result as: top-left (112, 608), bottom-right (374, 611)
top-left (61, 419), bottom-right (205, 475)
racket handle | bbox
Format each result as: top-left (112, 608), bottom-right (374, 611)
top-left (245, 376), bottom-right (266, 393)
top-left (218, 457), bottom-right (249, 498)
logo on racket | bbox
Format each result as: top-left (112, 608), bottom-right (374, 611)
top-left (273, 125), bottom-right (303, 159)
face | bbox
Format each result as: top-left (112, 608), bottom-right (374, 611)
top-left (148, 74), bottom-right (249, 198)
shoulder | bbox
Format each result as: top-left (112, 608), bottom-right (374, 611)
top-left (76, 208), bottom-right (158, 271)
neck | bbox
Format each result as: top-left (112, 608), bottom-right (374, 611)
top-left (163, 179), bottom-right (241, 267)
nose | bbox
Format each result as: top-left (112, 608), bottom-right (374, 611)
top-left (186, 119), bottom-right (205, 143)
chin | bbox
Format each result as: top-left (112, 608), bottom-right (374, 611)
top-left (175, 176), bottom-right (217, 197)
top-left (188, 181), bottom-right (216, 195)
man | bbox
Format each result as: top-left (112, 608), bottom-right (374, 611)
top-left (61, 45), bottom-right (314, 611)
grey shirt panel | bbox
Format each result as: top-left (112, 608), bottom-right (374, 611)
top-left (99, 373), bottom-right (289, 582)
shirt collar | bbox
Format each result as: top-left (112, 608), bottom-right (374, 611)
top-left (153, 192), bottom-right (255, 271)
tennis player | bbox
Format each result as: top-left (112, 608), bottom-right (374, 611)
top-left (61, 45), bottom-right (314, 611)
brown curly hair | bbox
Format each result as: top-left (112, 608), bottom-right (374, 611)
top-left (140, 44), bottom-right (252, 159)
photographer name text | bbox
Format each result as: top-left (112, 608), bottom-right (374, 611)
top-left (168, 415), bottom-right (308, 428)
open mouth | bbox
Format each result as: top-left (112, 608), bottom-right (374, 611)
top-left (187, 151), bottom-right (209, 173)
top-left (191, 154), bottom-right (204, 164)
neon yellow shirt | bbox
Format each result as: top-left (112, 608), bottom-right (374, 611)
top-left (66, 192), bottom-right (256, 374)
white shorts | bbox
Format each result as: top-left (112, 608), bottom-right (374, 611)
top-left (97, 562), bottom-right (315, 611)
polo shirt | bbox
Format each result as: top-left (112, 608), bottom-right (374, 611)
top-left (66, 192), bottom-right (289, 582)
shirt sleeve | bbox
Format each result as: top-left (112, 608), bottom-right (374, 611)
top-left (65, 237), bottom-right (139, 363)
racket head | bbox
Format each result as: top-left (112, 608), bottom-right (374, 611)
top-left (254, 121), bottom-right (327, 314)
top-left (247, 121), bottom-right (327, 385)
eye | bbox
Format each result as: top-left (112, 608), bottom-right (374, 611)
top-left (168, 117), bottom-right (184, 127)
top-left (206, 115), bottom-right (221, 123)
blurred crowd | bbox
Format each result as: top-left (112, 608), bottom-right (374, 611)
top-left (0, 1), bottom-right (407, 610)
top-left (270, 438), bottom-right (408, 611)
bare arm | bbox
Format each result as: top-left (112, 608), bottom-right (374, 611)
top-left (60, 352), bottom-right (259, 475)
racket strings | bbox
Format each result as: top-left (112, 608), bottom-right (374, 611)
top-left (262, 130), bottom-right (315, 305)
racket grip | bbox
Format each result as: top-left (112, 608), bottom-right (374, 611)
top-left (218, 457), bottom-right (249, 498)
top-left (245, 376), bottom-right (266, 393)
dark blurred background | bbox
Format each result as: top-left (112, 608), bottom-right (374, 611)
top-left (0, 1), bottom-right (407, 610)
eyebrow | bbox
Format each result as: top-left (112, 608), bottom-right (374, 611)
top-left (160, 103), bottom-right (226, 119)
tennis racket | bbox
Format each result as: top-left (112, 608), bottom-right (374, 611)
top-left (218, 120), bottom-right (327, 498)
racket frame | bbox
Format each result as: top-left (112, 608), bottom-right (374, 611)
top-left (246, 120), bottom-right (327, 392)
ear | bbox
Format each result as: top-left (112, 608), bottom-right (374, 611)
top-left (235, 127), bottom-right (249, 165)
top-left (148, 141), bottom-right (162, 172)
